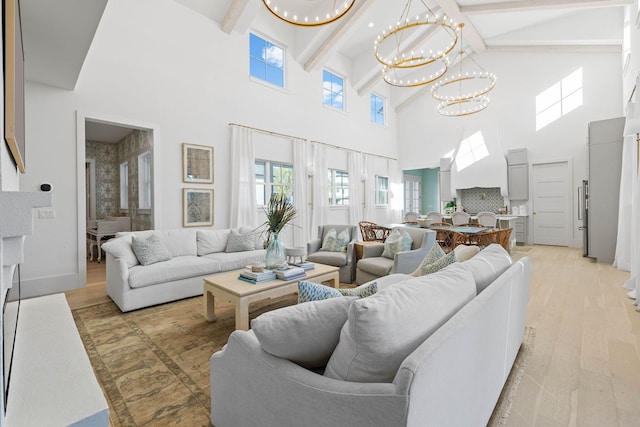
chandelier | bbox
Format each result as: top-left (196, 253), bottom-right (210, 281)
top-left (431, 24), bottom-right (496, 116)
top-left (261, 0), bottom-right (356, 27)
top-left (374, 0), bottom-right (460, 87)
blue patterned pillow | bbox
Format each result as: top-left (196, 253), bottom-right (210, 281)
top-left (320, 228), bottom-right (350, 252)
top-left (413, 250), bottom-right (457, 276)
top-left (411, 243), bottom-right (447, 277)
top-left (381, 229), bottom-right (412, 259)
top-left (298, 281), bottom-right (378, 303)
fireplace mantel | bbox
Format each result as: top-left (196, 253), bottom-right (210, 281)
top-left (0, 191), bottom-right (52, 297)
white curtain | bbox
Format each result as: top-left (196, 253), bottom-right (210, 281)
top-left (362, 154), bottom-right (376, 222)
top-left (293, 139), bottom-right (310, 247)
top-left (613, 134), bottom-right (635, 271)
top-left (388, 158), bottom-right (403, 223)
top-left (348, 151), bottom-right (363, 227)
top-left (623, 134), bottom-right (639, 309)
top-left (229, 126), bottom-right (257, 228)
top-left (310, 142), bottom-right (328, 236)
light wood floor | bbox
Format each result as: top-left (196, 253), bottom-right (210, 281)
top-left (66, 246), bottom-right (640, 426)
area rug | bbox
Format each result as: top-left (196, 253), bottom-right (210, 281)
top-left (74, 297), bottom-right (534, 427)
top-left (72, 294), bottom-right (297, 427)
top-left (487, 326), bottom-right (536, 426)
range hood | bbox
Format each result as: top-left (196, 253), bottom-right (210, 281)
top-left (444, 130), bottom-right (509, 197)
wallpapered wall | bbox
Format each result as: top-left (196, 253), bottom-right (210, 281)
top-left (459, 187), bottom-right (505, 213)
top-left (86, 129), bottom-right (153, 231)
top-left (86, 140), bottom-right (119, 219)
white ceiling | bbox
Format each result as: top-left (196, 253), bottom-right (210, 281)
top-left (85, 121), bottom-right (135, 144)
top-left (20, 0), bottom-right (628, 106)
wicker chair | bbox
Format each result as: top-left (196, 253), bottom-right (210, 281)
top-left (358, 221), bottom-right (392, 242)
top-left (403, 212), bottom-right (419, 224)
top-left (425, 211), bottom-right (443, 223)
top-left (451, 211), bottom-right (471, 226)
top-left (429, 223), bottom-right (467, 253)
top-left (476, 228), bottom-right (512, 252)
top-left (476, 211), bottom-right (498, 228)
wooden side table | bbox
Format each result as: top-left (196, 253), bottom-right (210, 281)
top-left (354, 241), bottom-right (382, 264)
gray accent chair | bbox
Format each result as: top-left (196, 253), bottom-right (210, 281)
top-left (355, 227), bottom-right (436, 285)
top-left (306, 224), bottom-right (358, 284)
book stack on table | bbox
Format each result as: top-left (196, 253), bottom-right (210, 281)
top-left (291, 261), bottom-right (315, 271)
top-left (238, 269), bottom-right (276, 284)
top-left (274, 266), bottom-right (306, 281)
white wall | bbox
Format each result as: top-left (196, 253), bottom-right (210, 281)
top-left (397, 50), bottom-right (623, 248)
top-left (19, 0), bottom-right (399, 296)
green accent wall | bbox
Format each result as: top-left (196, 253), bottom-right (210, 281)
top-left (404, 167), bottom-right (440, 214)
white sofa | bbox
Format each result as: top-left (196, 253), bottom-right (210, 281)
top-left (102, 227), bottom-right (265, 312)
top-left (210, 244), bottom-right (531, 427)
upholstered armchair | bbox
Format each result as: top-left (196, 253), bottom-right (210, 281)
top-left (306, 225), bottom-right (358, 284)
top-left (355, 227), bottom-right (436, 285)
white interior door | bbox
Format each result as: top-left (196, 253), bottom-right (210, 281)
top-left (532, 161), bottom-right (570, 246)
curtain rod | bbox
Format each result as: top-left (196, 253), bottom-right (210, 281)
top-left (228, 122), bottom-right (397, 161)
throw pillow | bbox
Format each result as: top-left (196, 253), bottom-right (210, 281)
top-left (324, 263), bottom-right (476, 383)
top-left (381, 229), bottom-right (412, 259)
top-left (131, 235), bottom-right (172, 266)
top-left (453, 244), bottom-right (480, 262)
top-left (298, 280), bottom-right (378, 303)
top-left (225, 229), bottom-right (256, 253)
top-left (412, 250), bottom-right (457, 276)
top-left (410, 243), bottom-right (446, 277)
top-left (320, 228), bottom-right (350, 252)
top-left (251, 297), bottom-right (355, 369)
top-left (319, 228), bottom-right (338, 251)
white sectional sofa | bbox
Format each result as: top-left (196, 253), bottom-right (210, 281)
top-left (102, 227), bottom-right (265, 312)
top-left (210, 244), bottom-right (531, 427)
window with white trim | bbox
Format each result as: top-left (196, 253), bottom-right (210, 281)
top-left (323, 70), bottom-right (345, 110)
top-left (255, 160), bottom-right (294, 206)
top-left (370, 93), bottom-right (385, 125)
top-left (250, 33), bottom-right (285, 88)
top-left (328, 169), bottom-right (349, 205)
top-left (119, 161), bottom-right (128, 210)
top-left (138, 151), bottom-right (152, 210)
top-left (376, 175), bottom-right (389, 205)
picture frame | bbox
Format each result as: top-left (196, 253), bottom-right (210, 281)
top-left (183, 188), bottom-right (214, 227)
top-left (182, 143), bottom-right (213, 183)
top-left (4, 0), bottom-right (26, 173)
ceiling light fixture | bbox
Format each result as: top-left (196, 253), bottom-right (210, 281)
top-left (262, 0), bottom-right (356, 27)
top-left (374, 0), bottom-right (459, 87)
top-left (431, 24), bottom-right (496, 116)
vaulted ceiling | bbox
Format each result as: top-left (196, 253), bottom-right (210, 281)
top-left (21, 0), bottom-right (628, 106)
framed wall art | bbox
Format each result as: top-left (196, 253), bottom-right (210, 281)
top-left (183, 188), bottom-right (213, 227)
top-left (4, 0), bottom-right (26, 173)
top-left (182, 143), bottom-right (213, 183)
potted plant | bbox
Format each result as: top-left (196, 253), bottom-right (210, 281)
top-left (261, 193), bottom-right (297, 269)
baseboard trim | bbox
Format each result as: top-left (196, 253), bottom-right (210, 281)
top-left (19, 273), bottom-right (81, 299)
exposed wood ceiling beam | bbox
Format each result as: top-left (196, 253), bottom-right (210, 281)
top-left (486, 44), bottom-right (622, 53)
top-left (433, 0), bottom-right (486, 54)
top-left (221, 0), bottom-right (249, 34)
top-left (357, 72), bottom-right (382, 96)
top-left (303, 0), bottom-right (375, 72)
top-left (460, 0), bottom-right (632, 15)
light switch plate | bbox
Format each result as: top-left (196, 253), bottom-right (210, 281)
top-left (38, 207), bottom-right (56, 219)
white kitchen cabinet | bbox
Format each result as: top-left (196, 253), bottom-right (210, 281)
top-left (515, 216), bottom-right (527, 244)
top-left (508, 164), bottom-right (528, 200)
top-left (439, 170), bottom-right (452, 202)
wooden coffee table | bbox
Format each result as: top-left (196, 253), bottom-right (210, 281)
top-left (203, 263), bottom-right (340, 331)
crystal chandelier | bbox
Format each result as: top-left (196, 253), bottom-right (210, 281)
top-left (262, 0), bottom-right (356, 27)
top-left (431, 24), bottom-right (497, 116)
top-left (374, 0), bottom-right (459, 87)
